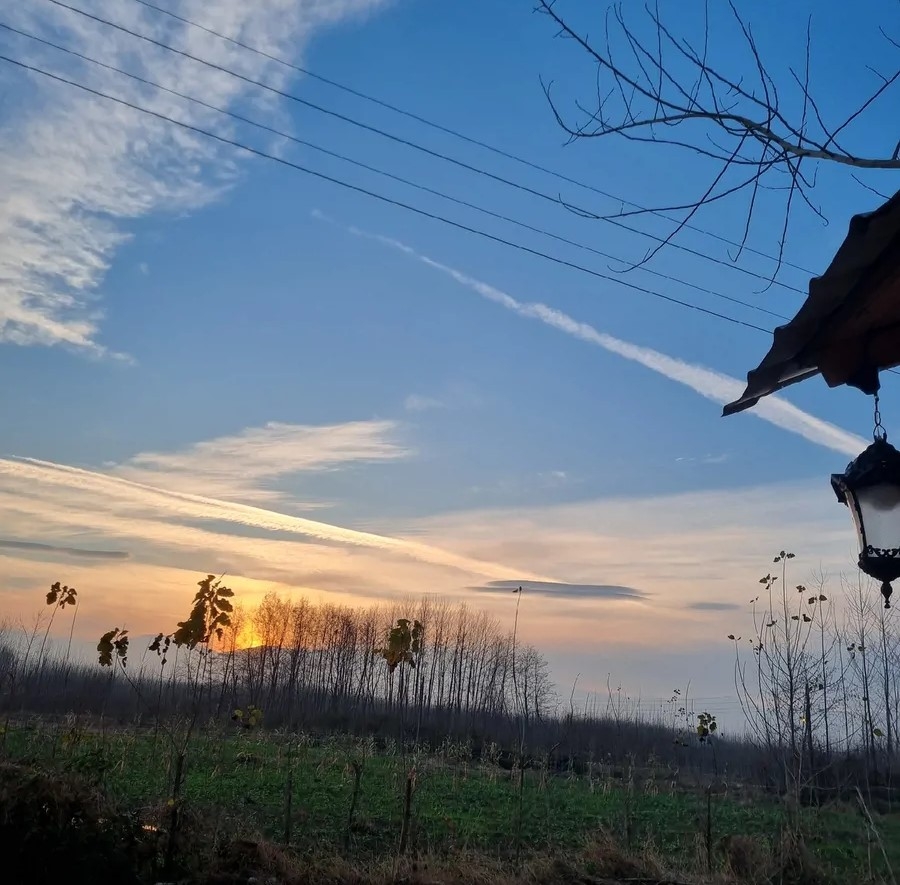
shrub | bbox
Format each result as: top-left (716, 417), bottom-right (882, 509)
top-left (0, 762), bottom-right (145, 885)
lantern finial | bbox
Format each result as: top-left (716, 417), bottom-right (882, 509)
top-left (882, 582), bottom-right (893, 609)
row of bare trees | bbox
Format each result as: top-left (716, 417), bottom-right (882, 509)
top-left (215, 593), bottom-right (555, 737)
top-left (0, 589), bottom-right (555, 747)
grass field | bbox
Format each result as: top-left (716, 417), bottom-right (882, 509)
top-left (2, 719), bottom-right (899, 883)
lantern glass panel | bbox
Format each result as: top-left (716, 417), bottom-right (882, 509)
top-left (854, 484), bottom-right (900, 552)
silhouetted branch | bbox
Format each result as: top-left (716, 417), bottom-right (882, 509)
top-left (536, 0), bottom-right (900, 278)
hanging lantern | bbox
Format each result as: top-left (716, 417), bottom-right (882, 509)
top-left (832, 399), bottom-right (900, 608)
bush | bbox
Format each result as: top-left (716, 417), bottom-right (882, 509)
top-left (0, 762), bottom-right (145, 885)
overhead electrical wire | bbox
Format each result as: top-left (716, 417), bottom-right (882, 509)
top-left (124, 0), bottom-right (816, 279)
top-left (109, 4), bottom-right (899, 381)
top-left (0, 51), bottom-right (774, 334)
top-left (0, 21), bottom-right (788, 324)
top-left (38, 0), bottom-right (808, 297)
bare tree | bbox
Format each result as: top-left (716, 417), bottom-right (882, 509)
top-left (536, 0), bottom-right (900, 275)
top-left (733, 552), bottom-right (821, 786)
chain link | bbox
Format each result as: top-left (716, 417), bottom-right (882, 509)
top-left (874, 393), bottom-right (887, 441)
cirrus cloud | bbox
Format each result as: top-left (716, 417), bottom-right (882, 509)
top-left (0, 0), bottom-right (390, 351)
top-left (115, 419), bottom-right (410, 504)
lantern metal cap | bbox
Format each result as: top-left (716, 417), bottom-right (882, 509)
top-left (831, 436), bottom-right (900, 505)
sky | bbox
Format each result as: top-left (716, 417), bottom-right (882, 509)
top-left (1, 0), bottom-right (899, 727)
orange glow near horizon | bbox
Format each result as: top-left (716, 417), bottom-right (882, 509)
top-left (216, 623), bottom-right (265, 652)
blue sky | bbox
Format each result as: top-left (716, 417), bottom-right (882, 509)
top-left (1, 0), bottom-right (898, 724)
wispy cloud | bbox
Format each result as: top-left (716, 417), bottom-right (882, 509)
top-left (539, 469), bottom-right (569, 485)
top-left (676, 453), bottom-right (730, 465)
top-left (0, 448), bottom-right (555, 584)
top-left (403, 477), bottom-right (856, 633)
top-left (0, 538), bottom-right (129, 560)
top-left (474, 580), bottom-right (649, 601)
top-left (404, 394), bottom-right (445, 412)
top-left (403, 383), bottom-right (486, 414)
top-left (345, 227), bottom-right (866, 458)
top-left (116, 419), bottom-right (409, 504)
top-left (0, 435), bottom-right (857, 653)
top-left (0, 0), bottom-right (388, 351)
top-left (686, 601), bottom-right (741, 612)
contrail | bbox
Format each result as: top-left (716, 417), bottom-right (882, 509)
top-left (350, 226), bottom-right (866, 459)
top-left (0, 456), bottom-right (554, 583)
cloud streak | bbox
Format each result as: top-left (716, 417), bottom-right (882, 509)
top-left (0, 0), bottom-right (388, 351)
top-left (0, 538), bottom-right (129, 560)
top-left (116, 419), bottom-right (409, 504)
top-left (0, 451), bottom-right (555, 584)
top-left (0, 433), bottom-right (855, 652)
top-left (474, 580), bottom-right (650, 601)
top-left (685, 601), bottom-right (741, 612)
top-left (348, 227), bottom-right (866, 458)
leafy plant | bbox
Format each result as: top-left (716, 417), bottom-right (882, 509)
top-left (96, 575), bottom-right (236, 879)
top-left (696, 711), bottom-right (718, 744)
top-left (376, 619), bottom-right (423, 673)
top-left (34, 582), bottom-right (79, 688)
top-left (46, 582), bottom-right (77, 610)
top-left (148, 632), bottom-right (171, 662)
top-left (172, 574), bottom-right (234, 649)
top-left (233, 705), bottom-right (264, 730)
top-left (97, 628), bottom-right (129, 668)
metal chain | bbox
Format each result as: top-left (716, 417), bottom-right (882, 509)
top-left (874, 393), bottom-right (887, 441)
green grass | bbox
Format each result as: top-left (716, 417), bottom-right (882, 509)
top-left (3, 720), bottom-right (899, 881)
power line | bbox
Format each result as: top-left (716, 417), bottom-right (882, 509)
top-left (0, 51), bottom-right (773, 334)
top-left (0, 21), bottom-right (787, 324)
top-left (102, 2), bottom-right (900, 381)
top-left (124, 0), bottom-right (816, 279)
top-left (39, 0), bottom-right (808, 297)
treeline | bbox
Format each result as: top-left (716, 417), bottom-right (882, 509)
top-left (3, 555), bottom-right (900, 792)
top-left (1, 583), bottom-right (737, 779)
top-left (216, 593), bottom-right (555, 735)
top-left (0, 590), bottom-right (556, 745)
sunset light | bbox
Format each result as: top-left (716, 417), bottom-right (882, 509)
top-left (2, 0), bottom-right (897, 881)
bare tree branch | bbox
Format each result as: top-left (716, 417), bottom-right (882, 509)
top-left (853, 173), bottom-right (892, 201)
top-left (535, 0), bottom-right (900, 277)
